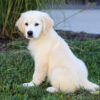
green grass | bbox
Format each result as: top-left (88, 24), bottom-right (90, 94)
top-left (0, 39), bottom-right (100, 100)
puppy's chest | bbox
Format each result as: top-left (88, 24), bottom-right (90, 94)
top-left (28, 41), bottom-right (51, 57)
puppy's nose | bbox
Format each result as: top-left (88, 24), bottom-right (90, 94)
top-left (27, 31), bottom-right (33, 37)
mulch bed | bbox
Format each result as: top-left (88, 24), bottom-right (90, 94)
top-left (56, 30), bottom-right (100, 40)
top-left (0, 37), bottom-right (10, 51)
top-left (0, 30), bottom-right (100, 51)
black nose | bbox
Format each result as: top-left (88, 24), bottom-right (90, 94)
top-left (27, 31), bottom-right (33, 37)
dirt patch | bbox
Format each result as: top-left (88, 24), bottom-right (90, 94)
top-left (0, 30), bottom-right (100, 51)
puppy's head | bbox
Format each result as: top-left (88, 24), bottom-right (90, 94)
top-left (16, 10), bottom-right (53, 39)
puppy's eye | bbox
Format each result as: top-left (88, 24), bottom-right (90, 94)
top-left (25, 22), bottom-right (28, 26)
top-left (35, 23), bottom-right (39, 26)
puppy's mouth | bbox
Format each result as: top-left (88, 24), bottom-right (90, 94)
top-left (28, 35), bottom-right (33, 38)
top-left (27, 36), bottom-right (34, 39)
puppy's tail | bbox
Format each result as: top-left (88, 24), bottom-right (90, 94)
top-left (81, 79), bottom-right (99, 94)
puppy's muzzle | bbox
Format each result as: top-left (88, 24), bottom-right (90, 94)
top-left (27, 31), bottom-right (33, 38)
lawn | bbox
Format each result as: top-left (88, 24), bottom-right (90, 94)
top-left (0, 39), bottom-right (100, 100)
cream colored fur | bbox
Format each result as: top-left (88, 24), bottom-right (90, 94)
top-left (16, 10), bottom-right (99, 94)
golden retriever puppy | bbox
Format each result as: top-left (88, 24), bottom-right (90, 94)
top-left (16, 10), bottom-right (99, 94)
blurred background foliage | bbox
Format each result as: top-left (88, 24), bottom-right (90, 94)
top-left (0, 0), bottom-right (67, 40)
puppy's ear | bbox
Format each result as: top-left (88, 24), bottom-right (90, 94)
top-left (16, 14), bottom-right (25, 33)
top-left (41, 13), bottom-right (54, 33)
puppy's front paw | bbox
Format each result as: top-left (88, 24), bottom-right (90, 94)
top-left (46, 87), bottom-right (57, 93)
top-left (23, 81), bottom-right (34, 87)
